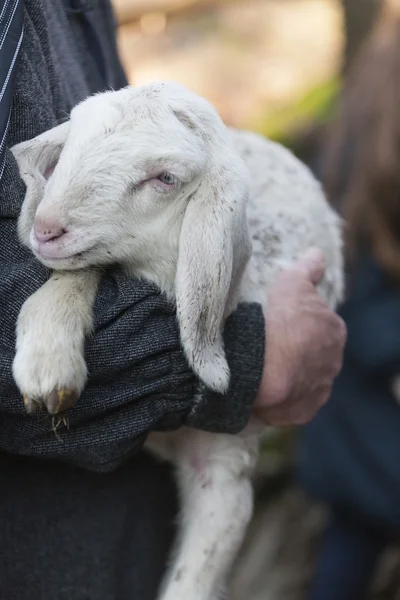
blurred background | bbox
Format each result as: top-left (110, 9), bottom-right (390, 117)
top-left (112, 2), bottom-right (400, 599)
top-left (112, 0), bottom-right (379, 158)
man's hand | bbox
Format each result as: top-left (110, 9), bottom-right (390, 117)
top-left (255, 248), bottom-right (346, 426)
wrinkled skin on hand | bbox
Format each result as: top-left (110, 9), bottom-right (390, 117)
top-left (255, 248), bottom-right (347, 426)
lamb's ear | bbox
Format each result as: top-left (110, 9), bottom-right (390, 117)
top-left (175, 156), bottom-right (251, 393)
top-left (11, 121), bottom-right (70, 244)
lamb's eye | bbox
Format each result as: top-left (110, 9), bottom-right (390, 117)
top-left (156, 172), bottom-right (177, 186)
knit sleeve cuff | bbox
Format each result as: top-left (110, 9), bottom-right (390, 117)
top-left (185, 303), bottom-right (265, 434)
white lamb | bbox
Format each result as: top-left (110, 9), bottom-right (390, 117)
top-left (11, 82), bottom-right (344, 600)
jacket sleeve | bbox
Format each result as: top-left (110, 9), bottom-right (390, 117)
top-left (0, 149), bottom-right (265, 472)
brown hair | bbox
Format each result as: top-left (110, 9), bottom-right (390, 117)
top-left (323, 0), bottom-right (400, 281)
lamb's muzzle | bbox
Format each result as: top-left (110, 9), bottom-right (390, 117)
top-left (33, 216), bottom-right (65, 243)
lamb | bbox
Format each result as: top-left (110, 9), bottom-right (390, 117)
top-left (11, 81), bottom-right (344, 600)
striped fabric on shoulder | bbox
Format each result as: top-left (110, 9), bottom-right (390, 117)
top-left (0, 0), bottom-right (24, 181)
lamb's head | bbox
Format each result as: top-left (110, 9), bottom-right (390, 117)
top-left (12, 82), bottom-right (251, 392)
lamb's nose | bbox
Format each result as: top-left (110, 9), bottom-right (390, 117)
top-left (33, 217), bottom-right (66, 243)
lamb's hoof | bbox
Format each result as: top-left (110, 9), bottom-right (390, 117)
top-left (23, 389), bottom-right (79, 415)
top-left (23, 396), bottom-right (46, 414)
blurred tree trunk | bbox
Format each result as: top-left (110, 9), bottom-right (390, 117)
top-left (341, 0), bottom-right (383, 72)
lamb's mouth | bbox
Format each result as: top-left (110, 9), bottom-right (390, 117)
top-left (33, 245), bottom-right (99, 270)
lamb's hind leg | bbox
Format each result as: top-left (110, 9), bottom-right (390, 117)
top-left (157, 428), bottom-right (259, 600)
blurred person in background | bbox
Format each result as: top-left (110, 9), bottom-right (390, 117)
top-left (298, 1), bottom-right (400, 599)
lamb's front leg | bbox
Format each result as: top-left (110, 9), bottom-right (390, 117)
top-left (13, 269), bottom-right (100, 414)
top-left (157, 429), bottom-right (259, 600)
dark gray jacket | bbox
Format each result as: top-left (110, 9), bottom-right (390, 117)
top-left (0, 1), bottom-right (264, 598)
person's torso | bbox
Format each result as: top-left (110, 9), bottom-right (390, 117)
top-left (10, 0), bottom-right (127, 148)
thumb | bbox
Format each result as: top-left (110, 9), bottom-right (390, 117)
top-left (294, 247), bottom-right (326, 285)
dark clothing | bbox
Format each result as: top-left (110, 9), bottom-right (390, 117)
top-left (308, 512), bottom-right (386, 600)
top-left (0, 451), bottom-right (179, 600)
top-left (0, 1), bottom-right (265, 598)
top-left (298, 253), bottom-right (400, 533)
top-left (0, 0), bottom-right (24, 178)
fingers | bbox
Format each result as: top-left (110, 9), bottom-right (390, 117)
top-left (256, 385), bottom-right (333, 427)
top-left (333, 317), bottom-right (347, 373)
top-left (294, 247), bottom-right (326, 286)
top-left (322, 312), bottom-right (346, 376)
top-left (337, 315), bottom-right (347, 349)
top-left (256, 250), bottom-right (346, 429)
